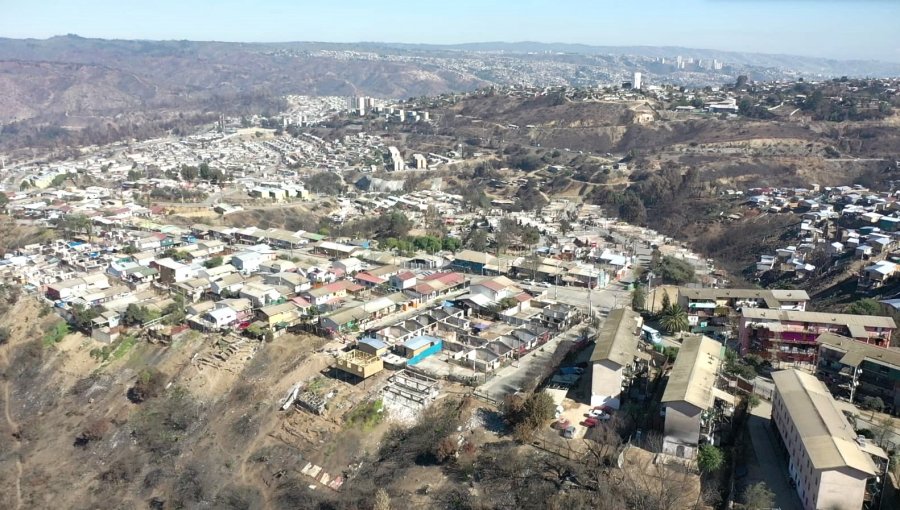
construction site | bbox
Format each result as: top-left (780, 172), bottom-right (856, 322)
top-left (382, 370), bottom-right (441, 423)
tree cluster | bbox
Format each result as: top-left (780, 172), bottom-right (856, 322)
top-left (502, 391), bottom-right (557, 442)
top-left (303, 172), bottom-right (344, 195)
top-left (382, 235), bottom-right (461, 255)
top-left (149, 186), bottom-right (208, 202)
top-left (654, 256), bottom-right (697, 284)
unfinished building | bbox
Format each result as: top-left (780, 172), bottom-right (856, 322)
top-left (335, 349), bottom-right (384, 379)
top-left (383, 370), bottom-right (440, 416)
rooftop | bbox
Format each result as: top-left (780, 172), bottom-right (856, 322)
top-left (817, 332), bottom-right (900, 369)
top-left (590, 308), bottom-right (640, 367)
top-left (680, 287), bottom-right (810, 303)
top-left (742, 308), bottom-right (896, 330)
top-left (661, 334), bottom-right (723, 410)
top-left (772, 369), bottom-right (877, 476)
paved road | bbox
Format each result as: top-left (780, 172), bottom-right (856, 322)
top-left (745, 400), bottom-right (802, 510)
top-left (478, 324), bottom-right (587, 402)
top-left (526, 280), bottom-right (633, 316)
top-left (832, 399), bottom-right (900, 450)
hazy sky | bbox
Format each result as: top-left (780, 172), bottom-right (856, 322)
top-left (2, 0), bottom-right (899, 62)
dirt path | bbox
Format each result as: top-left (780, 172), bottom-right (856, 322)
top-left (2, 352), bottom-right (23, 510)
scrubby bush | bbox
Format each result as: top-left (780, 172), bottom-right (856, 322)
top-left (131, 387), bottom-right (200, 458)
top-left (128, 368), bottom-right (167, 403)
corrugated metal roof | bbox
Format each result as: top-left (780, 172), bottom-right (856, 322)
top-left (772, 369), bottom-right (877, 476)
top-left (817, 332), bottom-right (900, 368)
top-left (590, 308), bottom-right (640, 367)
top-left (661, 335), bottom-right (723, 410)
top-left (742, 308), bottom-right (896, 329)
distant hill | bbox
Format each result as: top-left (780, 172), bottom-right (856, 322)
top-left (1, 35), bottom-right (899, 126)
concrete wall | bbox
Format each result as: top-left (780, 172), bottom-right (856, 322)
top-left (662, 400), bottom-right (702, 458)
top-left (815, 468), bottom-right (868, 510)
top-left (590, 359), bottom-right (624, 408)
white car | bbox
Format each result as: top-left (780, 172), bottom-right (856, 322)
top-left (588, 409), bottom-right (612, 421)
top-left (538, 282), bottom-right (553, 288)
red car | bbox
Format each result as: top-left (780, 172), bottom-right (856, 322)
top-left (581, 417), bottom-right (598, 428)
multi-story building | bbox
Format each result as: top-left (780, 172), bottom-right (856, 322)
top-left (589, 308), bottom-right (643, 409)
top-left (771, 369), bottom-right (887, 510)
top-left (739, 309), bottom-right (895, 365)
top-left (679, 287), bottom-right (809, 335)
top-left (661, 335), bottom-right (733, 459)
top-left (816, 332), bottom-right (900, 414)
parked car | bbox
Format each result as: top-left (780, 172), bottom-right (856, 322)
top-left (581, 417), bottom-right (598, 428)
top-left (539, 281), bottom-right (552, 288)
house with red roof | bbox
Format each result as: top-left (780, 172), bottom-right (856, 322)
top-left (390, 271), bottom-right (417, 290)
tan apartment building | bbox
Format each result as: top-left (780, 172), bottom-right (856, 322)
top-left (771, 369), bottom-right (884, 510)
top-left (589, 308), bottom-right (643, 409)
top-left (661, 335), bottom-right (733, 459)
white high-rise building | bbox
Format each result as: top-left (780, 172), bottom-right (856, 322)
top-left (633, 72), bottom-right (642, 91)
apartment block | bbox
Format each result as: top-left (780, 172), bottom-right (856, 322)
top-left (739, 309), bottom-right (895, 364)
top-left (816, 332), bottom-right (900, 414)
top-left (771, 369), bottom-right (887, 510)
top-left (679, 287), bottom-right (809, 335)
top-left (589, 308), bottom-right (643, 409)
top-left (661, 335), bottom-right (733, 459)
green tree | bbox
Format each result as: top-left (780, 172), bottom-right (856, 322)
top-left (162, 295), bottom-right (186, 326)
top-left (655, 256), bottom-right (697, 284)
top-left (57, 214), bottom-right (93, 241)
top-left (747, 393), bottom-right (761, 410)
top-left (383, 211), bottom-right (412, 239)
top-left (631, 285), bottom-right (646, 311)
top-left (504, 391), bottom-right (556, 442)
top-left (697, 444), bottom-right (724, 474)
top-left (847, 298), bottom-right (882, 316)
top-left (521, 226), bottom-right (541, 248)
top-left (442, 236), bottom-right (462, 252)
top-left (862, 396), bottom-right (884, 419)
top-left (467, 229), bottom-right (489, 252)
top-left (743, 482), bottom-right (775, 510)
top-left (659, 304), bottom-right (689, 334)
top-left (559, 219), bottom-right (572, 236)
top-left (0, 192), bottom-right (9, 210)
top-left (246, 323), bottom-right (266, 339)
top-left (123, 304), bottom-right (157, 326)
top-left (618, 191), bottom-right (646, 224)
top-left (70, 304), bottom-right (102, 332)
top-left (50, 174), bottom-right (69, 187)
top-left (180, 165), bottom-right (198, 181)
top-left (660, 292), bottom-right (672, 314)
top-left (203, 256), bottom-right (223, 269)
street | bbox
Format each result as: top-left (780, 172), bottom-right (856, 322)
top-left (745, 400), bottom-right (802, 510)
top-left (476, 278), bottom-right (633, 402)
top-left (526, 279), bottom-right (633, 315)
top-left (478, 324), bottom-right (586, 402)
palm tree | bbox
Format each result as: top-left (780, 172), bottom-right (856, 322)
top-left (660, 304), bottom-right (689, 334)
